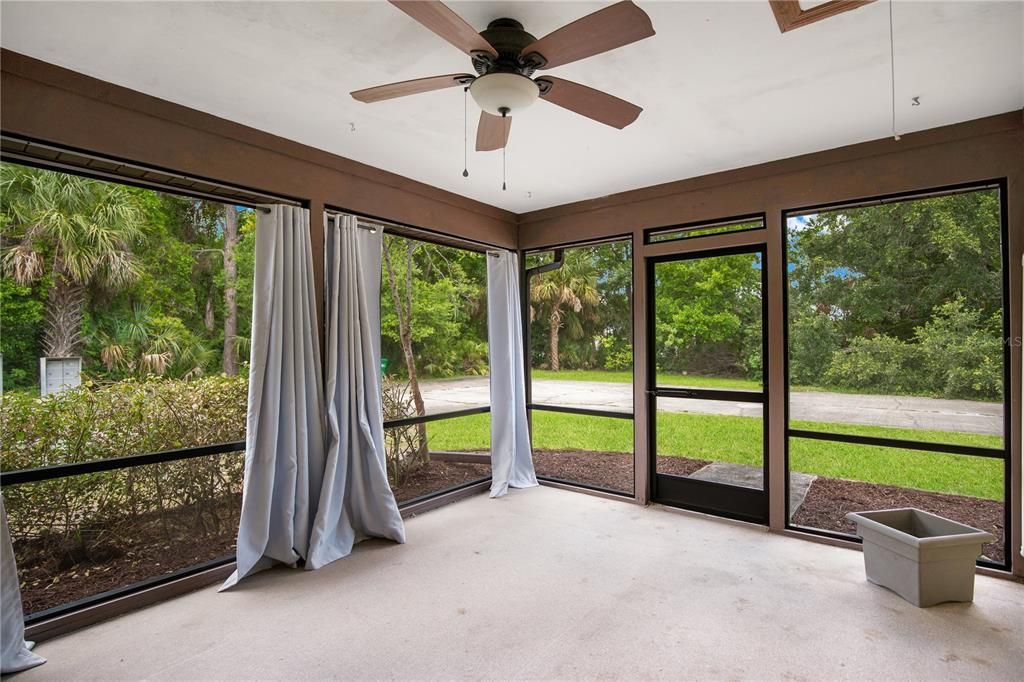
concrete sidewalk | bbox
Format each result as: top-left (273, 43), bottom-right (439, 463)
top-left (420, 377), bottom-right (1003, 436)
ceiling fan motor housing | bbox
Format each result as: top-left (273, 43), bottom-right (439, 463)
top-left (469, 18), bottom-right (543, 116)
top-left (473, 18), bottom-right (545, 76)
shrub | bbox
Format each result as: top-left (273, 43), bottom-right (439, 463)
top-left (599, 335), bottom-right (633, 371)
top-left (788, 313), bottom-right (843, 386)
top-left (824, 334), bottom-right (928, 395)
top-left (821, 300), bottom-right (1002, 401)
top-left (1, 375), bottom-right (248, 550)
top-left (381, 379), bottom-right (428, 487)
top-left (915, 299), bottom-right (1002, 401)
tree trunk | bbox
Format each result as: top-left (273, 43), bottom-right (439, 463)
top-left (203, 295), bottom-right (215, 331)
top-left (383, 240), bottom-right (428, 460)
top-left (44, 262), bottom-right (85, 357)
top-left (548, 306), bottom-right (561, 372)
top-left (222, 206), bottom-right (238, 375)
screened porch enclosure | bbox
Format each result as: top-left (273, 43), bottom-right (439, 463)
top-left (0, 3), bottom-right (1022, 676)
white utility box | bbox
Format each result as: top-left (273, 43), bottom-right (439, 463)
top-left (39, 357), bottom-right (82, 396)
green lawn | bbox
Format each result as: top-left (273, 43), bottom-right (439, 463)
top-left (529, 370), bottom-right (1006, 400)
top-left (531, 369), bottom-right (761, 391)
top-left (426, 411), bottom-right (1003, 501)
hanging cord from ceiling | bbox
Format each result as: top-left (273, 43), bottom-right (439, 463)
top-left (501, 109), bottom-right (508, 191)
top-left (889, 0), bottom-right (900, 141)
top-left (463, 87), bottom-right (470, 178)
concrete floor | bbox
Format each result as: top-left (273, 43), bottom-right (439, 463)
top-left (23, 487), bottom-right (1023, 681)
top-left (421, 377), bottom-right (1004, 435)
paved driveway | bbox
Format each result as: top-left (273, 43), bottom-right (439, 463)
top-left (420, 377), bottom-right (1003, 436)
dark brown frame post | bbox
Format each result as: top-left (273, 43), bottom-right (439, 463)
top-left (765, 206), bottom-right (787, 530)
top-left (633, 227), bottom-right (649, 504)
top-left (309, 198), bottom-right (326, 355)
top-left (520, 112), bottom-right (1023, 578)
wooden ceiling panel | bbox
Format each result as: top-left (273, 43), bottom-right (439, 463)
top-left (769, 0), bottom-right (875, 33)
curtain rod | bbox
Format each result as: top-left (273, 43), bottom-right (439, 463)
top-left (1, 137), bottom-right (296, 213)
top-left (325, 209), bottom-right (505, 256)
top-left (324, 211), bottom-right (380, 231)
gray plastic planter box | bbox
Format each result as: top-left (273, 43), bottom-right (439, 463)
top-left (846, 508), bottom-right (994, 607)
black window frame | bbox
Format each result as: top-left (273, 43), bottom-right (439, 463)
top-left (364, 218), bottom-right (497, 504)
top-left (520, 234), bottom-right (637, 498)
top-left (646, 242), bottom-right (771, 524)
top-left (0, 152), bottom-right (280, 623)
top-left (644, 213), bottom-right (766, 245)
top-left (781, 179), bottom-right (1012, 571)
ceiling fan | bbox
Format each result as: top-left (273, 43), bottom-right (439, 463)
top-left (351, 1), bottom-right (655, 152)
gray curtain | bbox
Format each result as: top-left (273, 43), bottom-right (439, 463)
top-left (1, 495), bottom-right (46, 673)
top-left (307, 215), bottom-right (404, 567)
top-left (222, 206), bottom-right (326, 589)
top-left (487, 250), bottom-right (538, 497)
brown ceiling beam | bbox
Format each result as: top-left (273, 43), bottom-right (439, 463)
top-left (769, 0), bottom-right (876, 33)
top-left (0, 49), bottom-right (517, 246)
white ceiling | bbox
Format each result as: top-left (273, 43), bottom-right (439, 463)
top-left (2, 1), bottom-right (1021, 213)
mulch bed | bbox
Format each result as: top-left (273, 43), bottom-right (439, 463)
top-left (392, 461), bottom-right (490, 503)
top-left (533, 449), bottom-right (710, 494)
top-left (14, 454), bottom-right (1006, 617)
top-left (12, 463), bottom-right (495, 617)
top-left (14, 497), bottom-right (241, 616)
top-left (792, 476), bottom-right (1006, 564)
top-left (408, 450), bottom-right (709, 496)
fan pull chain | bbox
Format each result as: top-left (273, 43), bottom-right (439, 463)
top-left (501, 110), bottom-right (508, 191)
top-left (462, 87), bottom-right (469, 177)
top-left (889, 0), bottom-right (900, 141)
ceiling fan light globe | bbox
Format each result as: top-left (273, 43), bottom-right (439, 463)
top-left (469, 73), bottom-right (539, 116)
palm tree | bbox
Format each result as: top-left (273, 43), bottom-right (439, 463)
top-left (1, 164), bottom-right (144, 357)
top-left (530, 250), bottom-right (599, 371)
top-left (94, 304), bottom-right (215, 379)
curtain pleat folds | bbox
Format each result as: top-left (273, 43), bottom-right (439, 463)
top-left (223, 206), bottom-right (326, 589)
top-left (1, 494), bottom-right (46, 673)
top-left (308, 215), bottom-right (404, 568)
top-left (224, 207), bottom-right (403, 589)
top-left (487, 250), bottom-right (538, 497)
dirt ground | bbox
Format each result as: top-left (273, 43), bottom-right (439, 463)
top-left (391, 461), bottom-right (490, 503)
top-left (14, 452), bottom-right (1005, 617)
top-left (791, 476), bottom-right (1005, 564)
top-left (15, 498), bottom-right (241, 616)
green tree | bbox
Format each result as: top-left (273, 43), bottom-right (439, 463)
top-left (0, 278), bottom-right (45, 388)
top-left (380, 234), bottom-right (486, 458)
top-left (530, 250), bottom-right (599, 372)
top-left (789, 191), bottom-right (1001, 342)
top-left (652, 253), bottom-right (761, 377)
top-left (90, 305), bottom-right (214, 379)
top-left (125, 191), bottom-right (222, 333)
top-left (788, 190), bottom-right (1003, 394)
top-left (380, 235), bottom-right (486, 382)
top-left (221, 205), bottom-right (239, 375)
top-left (591, 241), bottom-right (633, 370)
top-left (1, 164), bottom-right (144, 357)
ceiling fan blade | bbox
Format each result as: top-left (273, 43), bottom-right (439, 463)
top-left (521, 1), bottom-right (654, 69)
top-left (537, 77), bottom-right (642, 129)
top-left (390, 1), bottom-right (498, 58)
top-left (476, 112), bottom-right (511, 152)
top-left (351, 74), bottom-right (474, 103)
